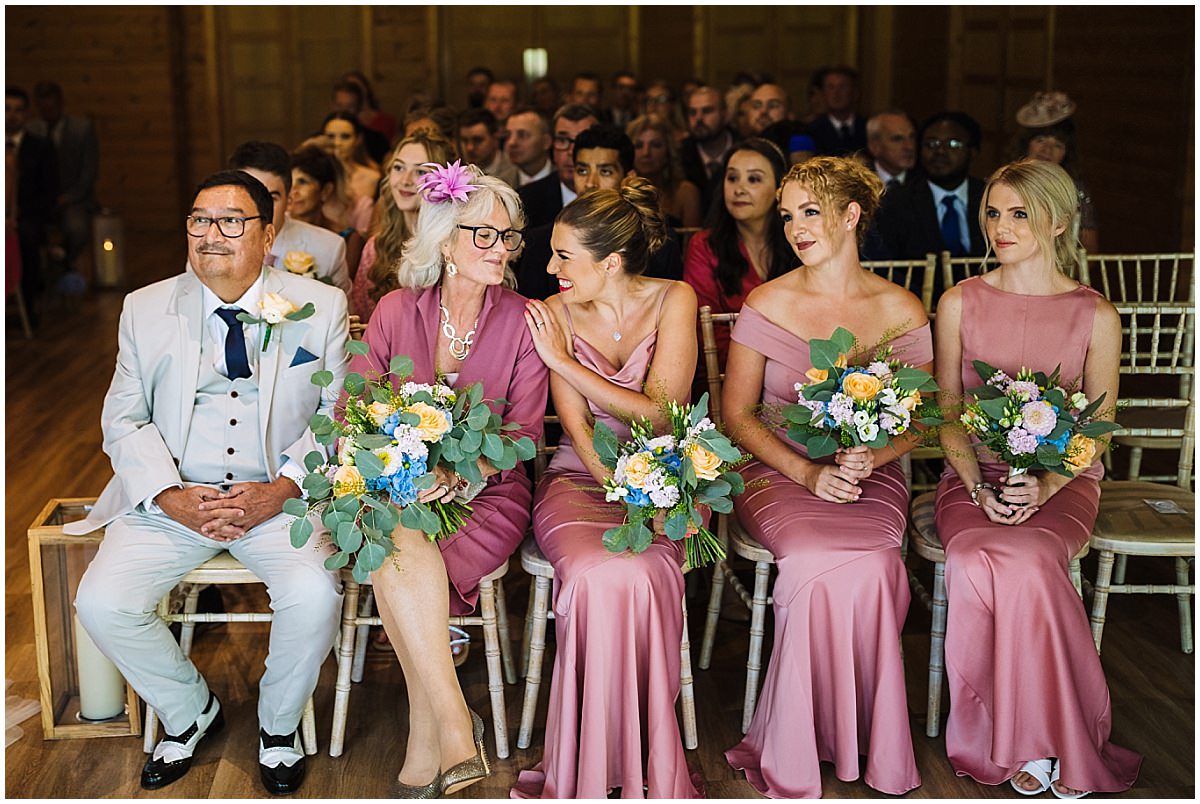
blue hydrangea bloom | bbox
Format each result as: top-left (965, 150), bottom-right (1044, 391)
top-left (626, 487), bottom-right (651, 507)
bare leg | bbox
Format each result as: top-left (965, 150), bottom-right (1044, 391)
top-left (370, 524), bottom-right (476, 785)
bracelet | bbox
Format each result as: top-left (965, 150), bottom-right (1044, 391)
top-left (969, 481), bottom-right (998, 507)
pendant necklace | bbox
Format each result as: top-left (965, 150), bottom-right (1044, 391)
top-left (439, 303), bottom-right (478, 360)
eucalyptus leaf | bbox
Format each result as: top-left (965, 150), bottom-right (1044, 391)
top-left (592, 421), bottom-right (619, 467)
top-left (323, 551), bottom-right (350, 571)
top-left (972, 360), bottom-right (1000, 383)
top-left (513, 436), bottom-right (537, 461)
top-left (665, 512), bottom-right (688, 541)
top-left (286, 301), bottom-right (316, 321)
top-left (482, 433), bottom-right (504, 461)
top-left (303, 450), bottom-right (325, 473)
top-left (355, 434), bottom-right (394, 449)
top-left (690, 393), bottom-right (710, 426)
top-left (359, 540), bottom-right (389, 573)
top-left (282, 497), bottom-right (309, 518)
top-left (1079, 420), bottom-right (1121, 437)
top-left (466, 404), bottom-right (491, 429)
top-left (705, 495), bottom-right (734, 514)
top-left (351, 560), bottom-right (370, 584)
top-left (289, 516), bottom-right (313, 548)
top-left (490, 446), bottom-right (518, 471)
top-left (460, 428), bottom-right (482, 454)
top-left (805, 432), bottom-right (839, 459)
top-left (310, 370), bottom-right (334, 388)
top-left (456, 459), bottom-right (483, 483)
top-left (389, 354), bottom-right (414, 378)
top-left (344, 372), bottom-right (366, 396)
top-left (345, 339), bottom-right (369, 356)
top-left (355, 449), bottom-right (385, 479)
top-left (337, 521), bottom-right (363, 553)
top-left (414, 472), bottom-right (437, 490)
top-left (722, 470), bottom-right (745, 495)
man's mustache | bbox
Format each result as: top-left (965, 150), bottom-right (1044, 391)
top-left (197, 245), bottom-right (234, 255)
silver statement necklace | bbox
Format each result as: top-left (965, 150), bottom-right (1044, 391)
top-left (439, 303), bottom-right (477, 360)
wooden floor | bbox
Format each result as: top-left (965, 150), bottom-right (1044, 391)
top-left (4, 240), bottom-right (1195, 799)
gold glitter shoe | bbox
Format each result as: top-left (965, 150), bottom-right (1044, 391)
top-left (392, 773), bottom-right (441, 799)
top-left (438, 710), bottom-right (490, 796)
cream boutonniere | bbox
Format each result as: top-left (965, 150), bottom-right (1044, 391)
top-left (237, 293), bottom-right (316, 350)
top-left (282, 250), bottom-right (317, 278)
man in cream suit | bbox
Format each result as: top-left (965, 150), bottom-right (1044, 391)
top-left (229, 141), bottom-right (352, 295)
top-left (69, 170), bottom-right (347, 795)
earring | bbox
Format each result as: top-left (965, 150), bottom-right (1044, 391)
top-left (445, 261), bottom-right (458, 277)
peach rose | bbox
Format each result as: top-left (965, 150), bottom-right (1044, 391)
top-left (834, 353), bottom-right (848, 369)
top-left (403, 401), bottom-right (451, 442)
top-left (367, 401), bottom-right (395, 427)
top-left (282, 250), bottom-right (316, 275)
top-left (805, 367), bottom-right (829, 384)
top-left (842, 372), bottom-right (883, 402)
top-left (333, 464), bottom-right (365, 497)
top-left (623, 452), bottom-right (654, 488)
top-left (685, 443), bottom-right (723, 481)
top-left (1063, 434), bottom-right (1097, 474)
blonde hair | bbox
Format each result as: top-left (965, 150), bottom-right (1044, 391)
top-left (626, 114), bottom-right (685, 191)
top-left (397, 167), bottom-right (526, 290)
top-left (779, 155), bottom-right (884, 246)
top-left (980, 158), bottom-right (1081, 276)
top-left (555, 176), bottom-right (666, 276)
top-left (368, 131), bottom-right (458, 302)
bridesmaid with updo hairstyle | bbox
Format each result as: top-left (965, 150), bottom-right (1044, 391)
top-left (512, 177), bottom-right (702, 798)
top-left (723, 156), bottom-right (929, 797)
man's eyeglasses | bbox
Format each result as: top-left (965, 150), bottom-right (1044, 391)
top-left (186, 215), bottom-right (264, 238)
top-left (552, 134), bottom-right (576, 151)
top-left (922, 138), bottom-right (968, 151)
top-left (458, 225), bottom-right (524, 251)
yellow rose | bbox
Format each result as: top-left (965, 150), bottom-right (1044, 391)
top-left (899, 391), bottom-right (922, 411)
top-left (282, 250), bottom-right (316, 275)
top-left (332, 464), bottom-right (365, 497)
top-left (623, 452), bottom-right (654, 488)
top-left (842, 371), bottom-right (883, 402)
top-left (804, 367), bottom-right (829, 384)
top-left (367, 401), bottom-right (395, 427)
top-left (834, 353), bottom-right (848, 369)
top-left (1063, 434), bottom-right (1097, 474)
top-left (686, 443), bottom-right (723, 481)
top-left (259, 292), bottom-right (298, 324)
top-left (404, 401), bottom-right (451, 442)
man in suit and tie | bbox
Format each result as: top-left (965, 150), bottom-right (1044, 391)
top-left (517, 103), bottom-right (599, 228)
top-left (6, 85), bottom-right (58, 312)
top-left (680, 85), bottom-right (735, 216)
top-left (228, 141), bottom-right (351, 294)
top-left (805, 66), bottom-right (868, 157)
top-left (69, 170), bottom-right (347, 795)
top-left (866, 109), bottom-right (917, 191)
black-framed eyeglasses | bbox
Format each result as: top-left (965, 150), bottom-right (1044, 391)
top-left (186, 215), bottom-right (264, 238)
top-left (458, 224), bottom-right (524, 251)
top-left (552, 134), bottom-right (576, 151)
top-left (922, 138), bottom-right (967, 151)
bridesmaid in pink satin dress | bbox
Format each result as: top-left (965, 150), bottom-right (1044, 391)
top-left (934, 159), bottom-right (1140, 796)
top-left (722, 157), bottom-right (928, 798)
top-left (512, 178), bottom-right (702, 799)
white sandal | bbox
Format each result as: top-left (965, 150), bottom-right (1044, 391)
top-left (1010, 758), bottom-right (1054, 795)
top-left (1050, 759), bottom-right (1091, 799)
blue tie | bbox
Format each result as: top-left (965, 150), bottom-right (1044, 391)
top-left (940, 195), bottom-right (965, 257)
top-left (215, 307), bottom-right (252, 380)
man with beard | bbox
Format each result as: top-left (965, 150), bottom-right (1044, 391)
top-left (680, 86), bottom-right (735, 215)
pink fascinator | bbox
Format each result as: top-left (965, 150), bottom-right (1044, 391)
top-left (417, 160), bottom-right (480, 204)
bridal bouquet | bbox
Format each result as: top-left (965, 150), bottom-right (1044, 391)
top-left (592, 393), bottom-right (745, 569)
top-left (960, 361), bottom-right (1118, 477)
top-left (782, 327), bottom-right (941, 460)
top-left (285, 347), bottom-right (536, 581)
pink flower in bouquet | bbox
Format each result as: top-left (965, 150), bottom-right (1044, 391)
top-left (1006, 427), bottom-right (1039, 454)
top-left (1009, 380), bottom-right (1041, 401)
top-left (1019, 400), bottom-right (1057, 436)
top-left (418, 160), bottom-right (479, 204)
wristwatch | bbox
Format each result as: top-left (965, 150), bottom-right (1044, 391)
top-left (969, 481), bottom-right (998, 507)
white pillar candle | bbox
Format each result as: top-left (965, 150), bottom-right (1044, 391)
top-left (73, 615), bottom-right (126, 721)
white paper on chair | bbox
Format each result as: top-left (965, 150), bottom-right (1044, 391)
top-left (1143, 498), bottom-right (1187, 514)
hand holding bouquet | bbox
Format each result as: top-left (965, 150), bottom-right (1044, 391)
top-left (592, 393), bottom-right (745, 569)
top-left (285, 347), bottom-right (536, 581)
top-left (782, 327), bottom-right (941, 461)
top-left (960, 361), bottom-right (1118, 477)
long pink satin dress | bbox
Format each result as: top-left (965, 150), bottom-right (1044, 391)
top-left (512, 299), bottom-right (700, 799)
top-left (935, 276), bottom-right (1141, 793)
top-left (353, 283), bottom-right (548, 615)
top-left (724, 305), bottom-right (928, 798)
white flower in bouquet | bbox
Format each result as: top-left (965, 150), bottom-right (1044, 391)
top-left (878, 387), bottom-right (900, 407)
top-left (390, 426), bottom-right (429, 461)
top-left (649, 484), bottom-right (681, 509)
top-left (605, 485), bottom-right (630, 503)
top-left (857, 421), bottom-right (880, 442)
top-left (645, 435), bottom-right (678, 452)
top-left (338, 436), bottom-right (358, 466)
top-left (852, 410), bottom-right (872, 427)
top-left (867, 360), bottom-right (892, 378)
top-left (827, 393), bottom-right (854, 426)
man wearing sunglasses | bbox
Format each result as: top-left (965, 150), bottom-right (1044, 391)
top-left (68, 170), bottom-right (347, 796)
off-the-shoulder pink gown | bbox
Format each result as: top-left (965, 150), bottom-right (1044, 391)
top-left (724, 304), bottom-right (929, 798)
top-left (934, 276), bottom-right (1141, 793)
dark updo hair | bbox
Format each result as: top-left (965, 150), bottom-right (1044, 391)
top-left (554, 176), bottom-right (667, 276)
top-left (779, 155), bottom-right (884, 246)
top-left (1014, 118), bottom-right (1079, 177)
top-left (290, 144), bottom-right (342, 190)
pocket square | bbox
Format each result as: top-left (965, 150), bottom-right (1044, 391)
top-left (289, 346), bottom-right (319, 368)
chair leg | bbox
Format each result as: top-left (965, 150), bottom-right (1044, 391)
top-left (494, 577), bottom-right (516, 684)
top-left (517, 575), bottom-right (551, 750)
top-left (1090, 550), bottom-right (1116, 654)
top-left (351, 587), bottom-right (375, 684)
top-left (698, 558), bottom-right (726, 670)
top-left (1127, 446), bottom-right (1144, 481)
top-left (1069, 558), bottom-right (1083, 599)
top-left (479, 578), bottom-right (509, 759)
top-left (520, 581), bottom-right (535, 679)
top-left (742, 560), bottom-right (771, 734)
top-left (329, 581), bottom-right (361, 758)
top-left (679, 602), bottom-right (698, 750)
top-left (300, 696), bottom-right (318, 755)
top-left (1113, 554), bottom-right (1128, 586)
top-left (1176, 557), bottom-right (1193, 655)
top-left (926, 561), bottom-right (948, 738)
top-left (178, 584), bottom-right (202, 656)
top-left (14, 286), bottom-right (34, 339)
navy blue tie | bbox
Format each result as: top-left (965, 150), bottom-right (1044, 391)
top-left (940, 195), bottom-right (965, 257)
top-left (215, 307), bottom-right (252, 380)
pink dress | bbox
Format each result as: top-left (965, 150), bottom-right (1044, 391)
top-left (512, 299), bottom-right (700, 799)
top-left (934, 276), bottom-right (1141, 792)
top-left (352, 283), bottom-right (548, 615)
top-left (348, 236), bottom-right (381, 322)
top-left (724, 305), bottom-right (928, 798)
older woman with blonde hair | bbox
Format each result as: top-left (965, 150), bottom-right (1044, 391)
top-left (722, 156), bottom-right (929, 797)
top-left (626, 114), bottom-right (702, 229)
top-left (933, 158), bottom-right (1139, 797)
top-left (348, 130), bottom-right (458, 321)
top-left (351, 166), bottom-right (548, 797)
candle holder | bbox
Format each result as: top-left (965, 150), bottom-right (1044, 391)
top-left (28, 498), bottom-right (141, 739)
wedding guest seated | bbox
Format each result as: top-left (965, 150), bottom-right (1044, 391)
top-left (512, 177), bottom-right (701, 798)
top-left (529, 76), bottom-right (561, 118)
top-left (404, 105), bottom-right (459, 143)
top-left (723, 156), bottom-right (928, 797)
top-left (680, 85), bottom-right (735, 216)
top-left (227, 140), bottom-right (350, 293)
top-left (354, 166), bottom-right (547, 797)
top-left (642, 79), bottom-right (687, 140)
top-left (515, 124), bottom-right (683, 299)
top-left (933, 158), bottom-right (1140, 797)
top-left (866, 109), bottom-right (917, 191)
top-left (348, 130), bottom-right (457, 322)
top-left (288, 144), bottom-right (365, 280)
top-left (485, 79), bottom-right (518, 135)
top-left (749, 82), bottom-right (810, 160)
top-left (458, 108), bottom-right (518, 187)
top-left (321, 110), bottom-right (379, 234)
top-left (465, 66), bottom-right (493, 110)
top-left (805, 65), bottom-right (868, 156)
top-left (331, 79), bottom-right (391, 165)
top-left (505, 107), bottom-right (553, 187)
top-left (517, 103), bottom-right (599, 228)
top-left (69, 169), bottom-right (347, 795)
top-left (340, 69), bottom-right (398, 145)
top-left (608, 70), bottom-right (640, 129)
top-left (567, 71), bottom-right (604, 117)
top-left (627, 114), bottom-right (702, 228)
